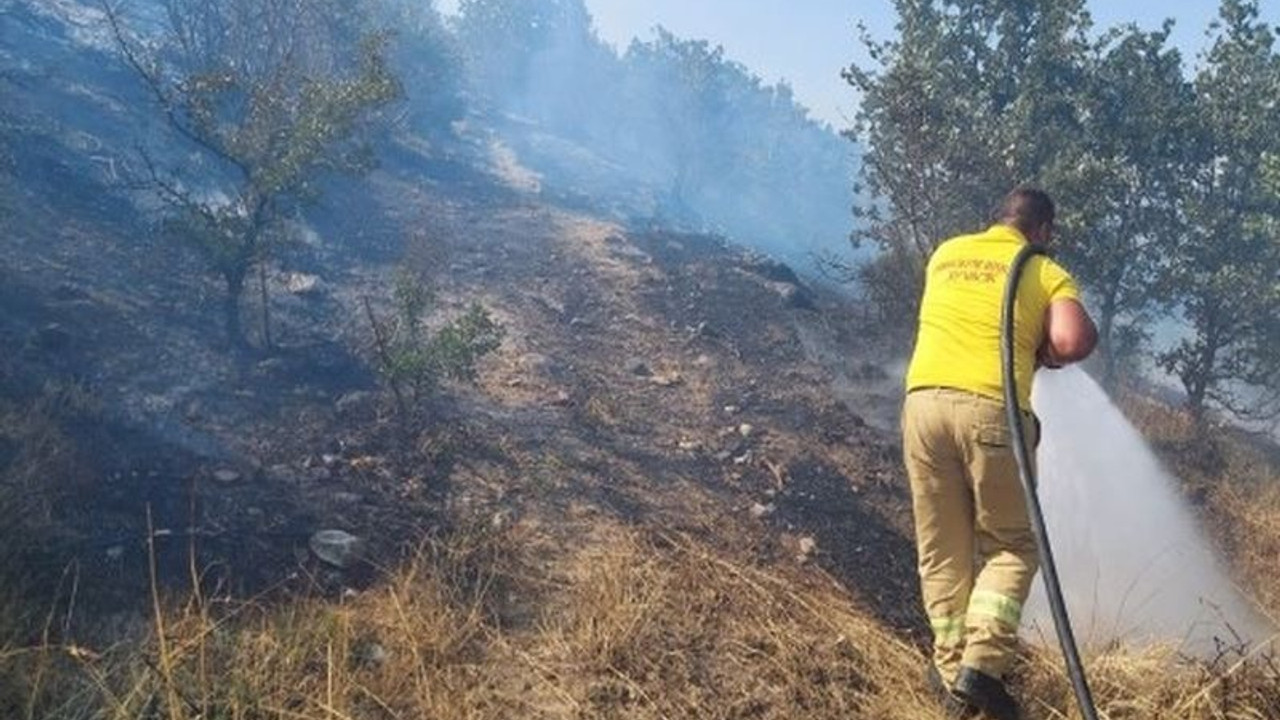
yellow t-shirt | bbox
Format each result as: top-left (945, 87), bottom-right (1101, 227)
top-left (905, 224), bottom-right (1080, 411)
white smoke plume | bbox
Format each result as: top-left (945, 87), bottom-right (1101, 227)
top-left (1025, 367), bottom-right (1274, 654)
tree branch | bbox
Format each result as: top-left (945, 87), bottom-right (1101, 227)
top-left (101, 0), bottom-right (251, 179)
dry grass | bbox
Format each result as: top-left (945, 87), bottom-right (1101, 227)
top-left (1211, 481), bottom-right (1280, 615)
top-left (1017, 640), bottom-right (1280, 720)
top-left (0, 518), bottom-right (950, 720)
top-left (2, 369), bottom-right (1279, 719)
top-left (1, 511), bottom-right (1277, 719)
top-left (1118, 390), bottom-right (1280, 617)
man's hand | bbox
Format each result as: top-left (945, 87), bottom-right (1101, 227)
top-left (1036, 340), bottom-right (1064, 370)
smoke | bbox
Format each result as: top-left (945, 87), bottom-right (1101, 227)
top-left (457, 5), bottom-right (860, 273)
top-left (1025, 367), bottom-right (1273, 654)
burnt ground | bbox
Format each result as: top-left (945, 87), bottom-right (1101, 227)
top-left (0, 140), bottom-right (927, 648)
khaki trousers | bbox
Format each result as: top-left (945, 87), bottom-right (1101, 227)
top-left (901, 388), bottom-right (1039, 683)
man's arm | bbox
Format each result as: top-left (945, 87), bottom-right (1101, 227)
top-left (1040, 298), bottom-right (1098, 366)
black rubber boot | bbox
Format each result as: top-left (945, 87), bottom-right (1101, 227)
top-left (925, 664), bottom-right (976, 718)
top-left (952, 666), bottom-right (1022, 720)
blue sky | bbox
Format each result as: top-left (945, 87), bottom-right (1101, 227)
top-left (437, 1), bottom-right (1280, 127)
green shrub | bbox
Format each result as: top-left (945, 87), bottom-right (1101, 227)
top-left (366, 268), bottom-right (503, 429)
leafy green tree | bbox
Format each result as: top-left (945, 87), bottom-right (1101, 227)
top-left (716, 81), bottom-right (856, 266)
top-left (1051, 25), bottom-right (1195, 389)
top-left (104, 0), bottom-right (400, 350)
top-left (455, 0), bottom-right (599, 112)
top-left (617, 28), bottom-right (855, 260)
top-left (1158, 0), bottom-right (1280, 422)
top-left (376, 0), bottom-right (467, 142)
top-left (843, 0), bottom-right (1092, 329)
top-left (624, 28), bottom-right (738, 218)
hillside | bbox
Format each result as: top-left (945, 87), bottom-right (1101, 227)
top-left (2, 2), bottom-right (1280, 719)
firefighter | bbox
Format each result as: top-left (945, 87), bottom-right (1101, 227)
top-left (902, 187), bottom-right (1097, 719)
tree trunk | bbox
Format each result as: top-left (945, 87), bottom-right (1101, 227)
top-left (1187, 377), bottom-right (1207, 425)
top-left (224, 270), bottom-right (247, 352)
top-left (1187, 320), bottom-right (1221, 425)
top-left (1098, 284), bottom-right (1119, 391)
top-left (258, 258), bottom-right (272, 350)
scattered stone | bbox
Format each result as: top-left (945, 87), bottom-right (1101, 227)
top-left (741, 253), bottom-right (802, 285)
top-left (549, 390), bottom-right (572, 407)
top-left (677, 439), bottom-right (702, 452)
top-left (284, 272), bottom-right (323, 296)
top-left (32, 323), bottom-right (72, 352)
top-left (309, 530), bottom-right (366, 569)
top-left (143, 393), bottom-right (176, 413)
top-left (738, 423), bottom-right (755, 438)
top-left (353, 641), bottom-right (389, 667)
top-left (735, 253), bottom-right (816, 309)
top-left (522, 353), bottom-right (557, 375)
top-left (650, 372), bottom-right (683, 388)
top-left (51, 283), bottom-right (89, 302)
top-left (321, 453), bottom-right (341, 468)
top-left (212, 468), bottom-right (242, 484)
top-left (625, 357), bottom-right (652, 377)
top-left (749, 502), bottom-right (776, 519)
top-left (267, 463), bottom-right (307, 485)
top-left (491, 510), bottom-right (512, 530)
top-left (767, 280), bottom-right (801, 303)
top-left (692, 321), bottom-right (717, 338)
top-left (798, 536), bottom-right (818, 562)
top-left (764, 280), bottom-right (818, 310)
top-left (713, 450), bottom-right (734, 463)
top-left (733, 451), bottom-right (754, 466)
top-left (255, 357), bottom-right (286, 374)
top-left (335, 391), bottom-right (373, 414)
top-left (538, 295), bottom-right (567, 316)
top-left (723, 405), bottom-right (740, 415)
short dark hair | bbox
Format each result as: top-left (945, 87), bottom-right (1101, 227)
top-left (995, 187), bottom-right (1055, 233)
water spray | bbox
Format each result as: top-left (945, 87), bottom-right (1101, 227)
top-left (1001, 244), bottom-right (1100, 720)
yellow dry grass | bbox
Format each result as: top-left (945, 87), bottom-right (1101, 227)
top-left (0, 518), bottom-right (948, 720)
top-left (2, 301), bottom-right (1278, 719)
top-left (2, 510), bottom-right (1278, 720)
top-left (1118, 390), bottom-right (1280, 618)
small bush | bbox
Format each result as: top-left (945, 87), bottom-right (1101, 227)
top-left (365, 268), bottom-right (504, 429)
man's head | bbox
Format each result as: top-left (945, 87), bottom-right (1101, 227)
top-left (995, 187), bottom-right (1055, 245)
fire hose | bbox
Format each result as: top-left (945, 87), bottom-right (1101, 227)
top-left (1001, 244), bottom-right (1100, 720)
